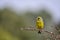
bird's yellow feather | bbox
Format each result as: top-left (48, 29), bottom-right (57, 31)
top-left (36, 16), bottom-right (44, 29)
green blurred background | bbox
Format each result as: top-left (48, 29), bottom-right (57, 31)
top-left (0, 8), bottom-right (55, 40)
top-left (0, 0), bottom-right (60, 40)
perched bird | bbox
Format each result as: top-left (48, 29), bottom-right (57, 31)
top-left (36, 16), bottom-right (44, 34)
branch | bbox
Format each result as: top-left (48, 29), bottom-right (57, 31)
top-left (20, 27), bottom-right (59, 40)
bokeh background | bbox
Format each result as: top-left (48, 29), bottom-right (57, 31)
top-left (0, 0), bottom-right (60, 40)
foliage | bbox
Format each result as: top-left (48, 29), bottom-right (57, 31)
top-left (0, 8), bottom-right (53, 40)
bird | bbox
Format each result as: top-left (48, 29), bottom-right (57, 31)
top-left (36, 16), bottom-right (44, 34)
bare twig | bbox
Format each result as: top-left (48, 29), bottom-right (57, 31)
top-left (20, 27), bottom-right (60, 40)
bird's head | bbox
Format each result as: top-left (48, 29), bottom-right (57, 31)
top-left (37, 16), bottom-right (42, 20)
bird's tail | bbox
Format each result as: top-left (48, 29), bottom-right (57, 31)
top-left (38, 31), bottom-right (41, 34)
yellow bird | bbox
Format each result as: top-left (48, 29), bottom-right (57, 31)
top-left (36, 16), bottom-right (44, 34)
